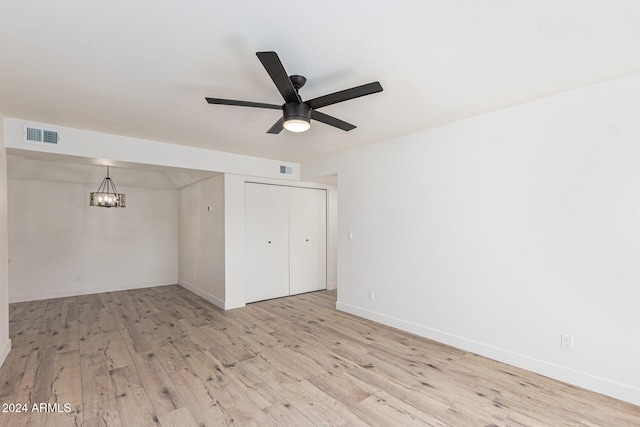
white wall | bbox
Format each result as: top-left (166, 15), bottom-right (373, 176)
top-left (178, 174), bottom-right (226, 308)
top-left (0, 112), bottom-right (10, 366)
top-left (8, 179), bottom-right (178, 302)
top-left (302, 73), bottom-right (640, 406)
top-left (4, 118), bottom-right (299, 181)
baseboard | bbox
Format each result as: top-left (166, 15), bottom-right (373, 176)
top-left (0, 338), bottom-right (11, 368)
top-left (178, 280), bottom-right (226, 310)
top-left (9, 279), bottom-right (177, 303)
top-left (336, 301), bottom-right (640, 407)
top-left (326, 281), bottom-right (338, 291)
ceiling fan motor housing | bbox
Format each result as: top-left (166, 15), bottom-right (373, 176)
top-left (283, 102), bottom-right (311, 121)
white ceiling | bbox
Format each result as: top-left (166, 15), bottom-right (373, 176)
top-left (2, 1), bottom-right (640, 171)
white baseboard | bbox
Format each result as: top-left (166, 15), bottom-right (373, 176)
top-left (336, 301), bottom-right (640, 407)
top-left (9, 279), bottom-right (177, 303)
top-left (0, 338), bottom-right (11, 368)
top-left (326, 281), bottom-right (338, 290)
top-left (178, 280), bottom-right (226, 310)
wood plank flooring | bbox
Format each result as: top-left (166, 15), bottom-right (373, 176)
top-left (1, 285), bottom-right (639, 426)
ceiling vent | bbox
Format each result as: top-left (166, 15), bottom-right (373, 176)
top-left (279, 165), bottom-right (293, 176)
top-left (23, 125), bottom-right (59, 145)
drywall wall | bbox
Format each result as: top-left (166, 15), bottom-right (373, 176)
top-left (4, 118), bottom-right (299, 181)
top-left (8, 178), bottom-right (178, 302)
top-left (302, 73), bottom-right (640, 405)
top-left (0, 112), bottom-right (10, 366)
top-left (178, 174), bottom-right (225, 308)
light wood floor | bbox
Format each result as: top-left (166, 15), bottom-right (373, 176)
top-left (0, 286), bottom-right (638, 426)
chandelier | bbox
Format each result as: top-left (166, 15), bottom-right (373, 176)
top-left (89, 166), bottom-right (126, 208)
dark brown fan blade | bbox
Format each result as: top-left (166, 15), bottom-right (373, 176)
top-left (310, 110), bottom-right (356, 131)
top-left (306, 82), bottom-right (383, 110)
top-left (266, 117), bottom-right (284, 134)
top-left (205, 97), bottom-right (281, 110)
top-left (256, 51), bottom-right (301, 103)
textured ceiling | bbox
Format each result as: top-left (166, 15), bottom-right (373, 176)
top-left (2, 1), bottom-right (640, 167)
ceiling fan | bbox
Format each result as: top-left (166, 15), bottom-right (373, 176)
top-left (205, 51), bottom-right (383, 134)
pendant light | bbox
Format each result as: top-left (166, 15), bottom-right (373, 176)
top-left (89, 166), bottom-right (126, 208)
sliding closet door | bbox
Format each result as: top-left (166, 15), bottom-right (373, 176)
top-left (245, 183), bottom-right (290, 303)
top-left (289, 187), bottom-right (327, 295)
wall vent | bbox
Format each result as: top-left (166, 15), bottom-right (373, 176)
top-left (23, 125), bottom-right (59, 145)
top-left (279, 165), bottom-right (293, 175)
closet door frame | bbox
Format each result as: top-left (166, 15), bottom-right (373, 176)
top-left (244, 182), bottom-right (328, 303)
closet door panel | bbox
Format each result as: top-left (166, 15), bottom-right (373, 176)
top-left (289, 187), bottom-right (327, 295)
top-left (245, 183), bottom-right (290, 303)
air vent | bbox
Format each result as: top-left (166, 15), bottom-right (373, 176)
top-left (26, 127), bottom-right (42, 142)
top-left (42, 130), bottom-right (59, 144)
top-left (279, 165), bottom-right (293, 175)
top-left (23, 125), bottom-right (59, 145)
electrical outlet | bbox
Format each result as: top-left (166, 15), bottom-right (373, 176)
top-left (561, 334), bottom-right (574, 351)
top-left (368, 290), bottom-right (375, 301)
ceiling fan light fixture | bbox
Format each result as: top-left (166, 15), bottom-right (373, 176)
top-left (283, 102), bottom-right (311, 133)
top-left (284, 117), bottom-right (310, 132)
